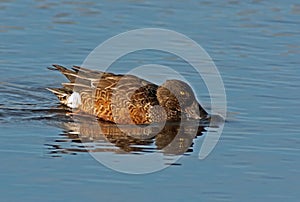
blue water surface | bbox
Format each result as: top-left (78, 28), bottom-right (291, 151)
top-left (1, 0), bottom-right (300, 201)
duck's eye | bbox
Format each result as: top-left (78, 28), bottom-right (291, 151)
top-left (180, 91), bottom-right (185, 95)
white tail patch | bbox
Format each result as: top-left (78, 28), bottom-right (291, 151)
top-left (67, 92), bottom-right (82, 108)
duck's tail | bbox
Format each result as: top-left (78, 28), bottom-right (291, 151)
top-left (47, 64), bottom-right (78, 82)
top-left (47, 64), bottom-right (98, 107)
top-left (48, 64), bottom-right (104, 83)
top-left (46, 87), bottom-right (72, 106)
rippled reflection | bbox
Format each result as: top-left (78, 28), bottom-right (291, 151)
top-left (46, 113), bottom-right (208, 157)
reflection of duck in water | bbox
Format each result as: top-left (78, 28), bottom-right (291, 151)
top-left (47, 65), bottom-right (208, 124)
top-left (47, 117), bottom-right (206, 156)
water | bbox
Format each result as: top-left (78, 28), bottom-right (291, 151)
top-left (1, 0), bottom-right (300, 201)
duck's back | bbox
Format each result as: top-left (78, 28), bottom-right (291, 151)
top-left (83, 74), bottom-right (160, 124)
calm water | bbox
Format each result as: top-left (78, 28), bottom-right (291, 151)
top-left (1, 0), bottom-right (300, 201)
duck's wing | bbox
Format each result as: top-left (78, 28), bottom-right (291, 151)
top-left (92, 75), bottom-right (159, 124)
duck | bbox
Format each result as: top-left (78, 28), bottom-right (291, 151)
top-left (47, 64), bottom-right (208, 124)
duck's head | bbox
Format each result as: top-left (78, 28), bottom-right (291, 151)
top-left (157, 80), bottom-right (207, 120)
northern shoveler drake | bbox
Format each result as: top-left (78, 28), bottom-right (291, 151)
top-left (47, 64), bottom-right (208, 124)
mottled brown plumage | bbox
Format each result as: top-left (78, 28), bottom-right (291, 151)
top-left (47, 65), bottom-right (207, 124)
